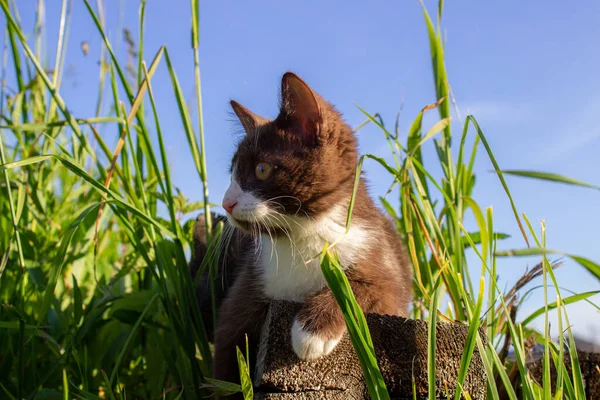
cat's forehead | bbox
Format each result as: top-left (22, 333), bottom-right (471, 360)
top-left (233, 127), bottom-right (301, 161)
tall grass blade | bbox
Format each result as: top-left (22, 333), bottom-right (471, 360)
top-left (502, 170), bottom-right (600, 191)
top-left (496, 247), bottom-right (600, 280)
top-left (466, 116), bottom-right (530, 247)
top-left (521, 290), bottom-right (599, 326)
top-left (236, 347), bottom-right (253, 400)
top-left (428, 279), bottom-right (440, 400)
top-left (109, 293), bottom-right (159, 385)
top-left (320, 249), bottom-right (390, 400)
top-left (190, 0), bottom-right (212, 237)
top-left (453, 277), bottom-right (484, 400)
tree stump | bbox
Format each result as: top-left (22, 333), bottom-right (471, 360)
top-left (526, 350), bottom-right (600, 398)
top-left (254, 301), bottom-right (488, 399)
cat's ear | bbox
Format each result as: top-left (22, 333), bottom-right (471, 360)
top-left (279, 72), bottom-right (322, 145)
top-left (230, 100), bottom-right (268, 135)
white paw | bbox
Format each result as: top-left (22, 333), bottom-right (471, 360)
top-left (291, 319), bottom-right (341, 360)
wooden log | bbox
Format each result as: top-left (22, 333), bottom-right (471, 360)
top-left (526, 350), bottom-right (600, 399)
top-left (254, 301), bottom-right (488, 399)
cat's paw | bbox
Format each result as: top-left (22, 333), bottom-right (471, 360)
top-left (291, 319), bottom-right (341, 360)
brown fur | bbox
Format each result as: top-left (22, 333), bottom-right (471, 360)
top-left (206, 72), bottom-right (412, 399)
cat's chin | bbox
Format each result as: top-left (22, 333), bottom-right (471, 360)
top-left (227, 214), bottom-right (284, 236)
top-left (226, 214), bottom-right (260, 234)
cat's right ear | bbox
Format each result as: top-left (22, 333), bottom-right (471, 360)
top-left (279, 72), bottom-right (322, 145)
top-left (230, 100), bottom-right (267, 135)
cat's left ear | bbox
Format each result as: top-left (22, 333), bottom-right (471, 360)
top-left (279, 72), bottom-right (322, 145)
top-left (230, 100), bottom-right (268, 135)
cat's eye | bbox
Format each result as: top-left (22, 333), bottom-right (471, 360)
top-left (255, 162), bottom-right (272, 180)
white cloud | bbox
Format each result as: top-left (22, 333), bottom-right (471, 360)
top-left (457, 100), bottom-right (535, 124)
top-left (452, 96), bottom-right (600, 166)
top-left (530, 93), bottom-right (600, 165)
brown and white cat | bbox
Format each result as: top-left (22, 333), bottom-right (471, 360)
top-left (210, 72), bottom-right (412, 391)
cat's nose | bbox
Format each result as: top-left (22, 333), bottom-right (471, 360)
top-left (222, 199), bottom-right (238, 214)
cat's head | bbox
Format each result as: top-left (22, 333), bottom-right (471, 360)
top-left (222, 72), bottom-right (358, 233)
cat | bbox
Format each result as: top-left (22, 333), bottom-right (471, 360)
top-left (207, 72), bottom-right (412, 396)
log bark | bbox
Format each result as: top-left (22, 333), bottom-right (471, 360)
top-left (526, 350), bottom-right (600, 399)
top-left (254, 301), bottom-right (488, 400)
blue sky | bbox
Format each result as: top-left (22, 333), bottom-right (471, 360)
top-left (3, 1), bottom-right (599, 340)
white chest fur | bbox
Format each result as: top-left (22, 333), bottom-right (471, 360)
top-left (257, 205), bottom-right (371, 302)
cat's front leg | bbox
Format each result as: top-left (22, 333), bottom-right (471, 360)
top-left (212, 268), bottom-right (267, 396)
top-left (290, 274), bottom-right (392, 360)
top-left (291, 286), bottom-right (347, 360)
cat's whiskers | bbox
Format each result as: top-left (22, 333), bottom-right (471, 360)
top-left (282, 221), bottom-right (309, 267)
top-left (265, 200), bottom-right (339, 270)
top-left (209, 221), bottom-right (234, 290)
top-left (265, 209), bottom-right (296, 235)
top-left (219, 224), bottom-right (236, 289)
top-left (257, 213), bottom-right (280, 272)
top-left (264, 203), bottom-right (303, 231)
top-left (264, 212), bottom-right (301, 262)
top-left (261, 206), bottom-right (297, 238)
top-left (260, 199), bottom-right (305, 231)
top-left (268, 208), bottom-right (318, 271)
top-left (254, 224), bottom-right (263, 257)
top-left (251, 211), bottom-right (271, 269)
top-left (263, 195), bottom-right (304, 216)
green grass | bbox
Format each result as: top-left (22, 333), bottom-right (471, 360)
top-left (1, 0), bottom-right (599, 399)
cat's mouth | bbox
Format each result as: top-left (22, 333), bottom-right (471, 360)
top-left (226, 212), bottom-right (289, 236)
top-left (226, 213), bottom-right (261, 233)
top-left (228, 216), bottom-right (252, 231)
